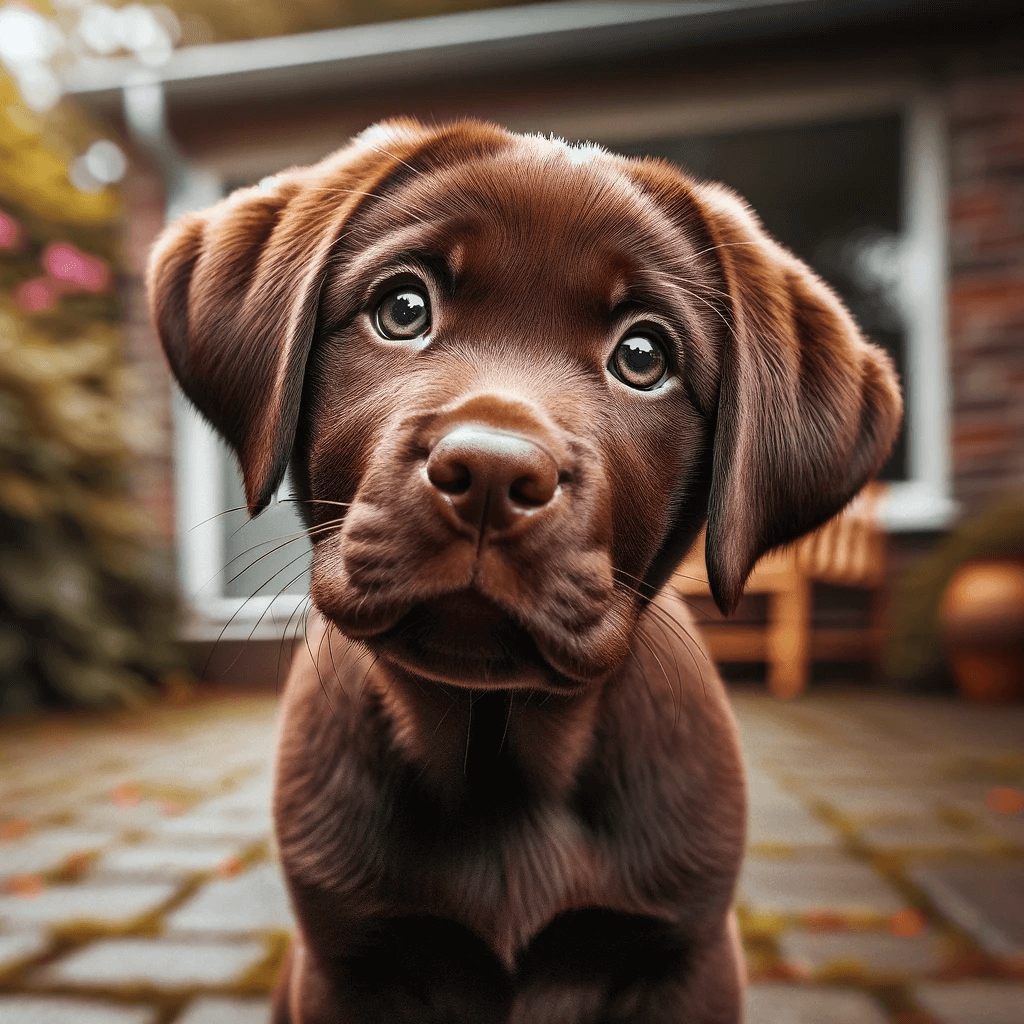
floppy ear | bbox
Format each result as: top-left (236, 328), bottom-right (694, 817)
top-left (146, 119), bottom-right (432, 514)
top-left (692, 183), bottom-right (902, 614)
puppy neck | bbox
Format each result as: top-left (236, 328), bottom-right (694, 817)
top-left (370, 664), bottom-right (605, 803)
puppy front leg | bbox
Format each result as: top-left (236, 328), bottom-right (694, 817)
top-left (286, 916), bottom-right (514, 1024)
top-left (509, 911), bottom-right (744, 1024)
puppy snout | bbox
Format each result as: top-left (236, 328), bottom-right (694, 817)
top-left (426, 425), bottom-right (559, 532)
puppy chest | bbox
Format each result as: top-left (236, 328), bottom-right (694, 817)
top-left (385, 807), bottom-right (605, 963)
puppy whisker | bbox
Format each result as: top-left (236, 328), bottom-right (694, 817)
top-left (204, 564), bottom-right (311, 684)
top-left (224, 518), bottom-right (344, 588)
top-left (190, 504), bottom-right (250, 529)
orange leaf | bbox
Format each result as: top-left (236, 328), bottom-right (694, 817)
top-left (890, 907), bottom-right (927, 937)
top-left (0, 818), bottom-right (31, 841)
top-left (4, 874), bottom-right (44, 898)
top-left (216, 856), bottom-right (244, 878)
top-left (803, 910), bottom-right (850, 932)
top-left (986, 787), bottom-right (1024, 816)
top-left (111, 783), bottom-right (140, 808)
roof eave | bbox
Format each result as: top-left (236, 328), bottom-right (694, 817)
top-left (63, 0), bottom-right (962, 113)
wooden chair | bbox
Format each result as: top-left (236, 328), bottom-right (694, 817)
top-left (672, 484), bottom-right (887, 698)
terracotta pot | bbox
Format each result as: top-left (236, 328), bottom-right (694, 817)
top-left (940, 560), bottom-right (1024, 702)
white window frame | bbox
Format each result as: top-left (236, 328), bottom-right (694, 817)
top-left (171, 79), bottom-right (954, 635)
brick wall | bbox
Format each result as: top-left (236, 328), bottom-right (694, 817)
top-left (120, 154), bottom-right (176, 549)
top-left (947, 72), bottom-right (1024, 517)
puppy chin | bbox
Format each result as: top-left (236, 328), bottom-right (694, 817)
top-left (364, 591), bottom-right (575, 693)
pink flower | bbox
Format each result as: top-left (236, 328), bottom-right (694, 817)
top-left (14, 277), bottom-right (57, 312)
top-left (42, 241), bottom-right (110, 293)
top-left (0, 208), bottom-right (24, 252)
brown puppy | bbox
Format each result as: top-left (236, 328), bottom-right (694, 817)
top-left (148, 119), bottom-right (901, 1023)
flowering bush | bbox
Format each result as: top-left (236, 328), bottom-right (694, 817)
top-left (1, 73), bottom-right (179, 711)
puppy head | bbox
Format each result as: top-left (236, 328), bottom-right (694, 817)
top-left (148, 119), bottom-right (900, 690)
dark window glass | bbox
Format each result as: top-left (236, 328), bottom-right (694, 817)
top-left (615, 114), bottom-right (908, 480)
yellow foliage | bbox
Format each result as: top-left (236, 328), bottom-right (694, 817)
top-left (0, 75), bottom-right (119, 227)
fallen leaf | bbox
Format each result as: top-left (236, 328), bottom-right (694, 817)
top-left (890, 907), bottom-right (927, 937)
top-left (986, 787), bottom-right (1024, 816)
top-left (217, 855), bottom-right (245, 878)
top-left (803, 910), bottom-right (850, 932)
top-left (0, 818), bottom-right (31, 841)
top-left (111, 783), bottom-right (140, 807)
top-left (4, 874), bottom-right (44, 898)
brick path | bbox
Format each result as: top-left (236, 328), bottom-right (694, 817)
top-left (0, 693), bottom-right (1021, 1023)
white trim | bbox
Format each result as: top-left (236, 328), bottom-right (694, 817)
top-left (173, 391), bottom-right (313, 639)
top-left (879, 90), bottom-right (956, 532)
top-left (179, 595), bottom-right (310, 643)
top-left (172, 387), bottom-right (223, 606)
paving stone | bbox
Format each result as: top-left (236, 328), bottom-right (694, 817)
top-left (914, 981), bottom-right (1024, 1024)
top-left (0, 929), bottom-right (48, 969)
top-left (780, 752), bottom-right (951, 784)
top-left (0, 881), bottom-right (176, 927)
top-left (981, 812), bottom-right (1024, 847)
top-left (745, 984), bottom-right (889, 1023)
top-left (0, 995), bottom-right (156, 1023)
top-left (858, 819), bottom-right (991, 852)
top-left (166, 863), bottom-right (293, 933)
top-left (808, 785), bottom-right (943, 820)
top-left (97, 843), bottom-right (242, 877)
top-left (197, 777), bottom-right (273, 818)
top-left (746, 805), bottom-right (842, 850)
top-left (746, 777), bottom-right (804, 808)
top-left (41, 937), bottom-right (265, 987)
top-left (739, 858), bottom-right (905, 918)
top-left (778, 929), bottom-right (947, 977)
top-left (154, 812), bottom-right (270, 844)
top-left (77, 799), bottom-right (184, 831)
top-left (909, 862), bottom-right (1024, 957)
top-left (175, 996), bottom-right (273, 1024)
top-left (0, 829), bottom-right (114, 877)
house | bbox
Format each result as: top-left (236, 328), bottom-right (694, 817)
top-left (66, 0), bottom-right (1024, 683)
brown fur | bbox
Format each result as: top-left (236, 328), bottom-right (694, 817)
top-left (148, 119), bottom-right (901, 1023)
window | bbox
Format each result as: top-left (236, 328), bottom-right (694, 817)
top-left (590, 89), bottom-right (953, 534)
top-left (618, 113), bottom-right (908, 480)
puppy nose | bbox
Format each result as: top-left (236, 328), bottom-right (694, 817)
top-left (426, 425), bottom-right (559, 531)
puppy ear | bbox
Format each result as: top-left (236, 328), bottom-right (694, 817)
top-left (145, 120), bottom-right (428, 514)
top-left (693, 183), bottom-right (902, 614)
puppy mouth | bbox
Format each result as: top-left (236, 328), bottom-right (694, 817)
top-left (366, 589), bottom-right (560, 690)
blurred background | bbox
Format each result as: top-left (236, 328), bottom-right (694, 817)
top-left (0, 2), bottom-right (1023, 1022)
top-left (1, 0), bottom-right (1022, 708)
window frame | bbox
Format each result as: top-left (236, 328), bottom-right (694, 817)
top-left (171, 80), bottom-right (954, 635)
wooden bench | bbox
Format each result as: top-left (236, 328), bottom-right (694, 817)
top-left (672, 484), bottom-right (887, 698)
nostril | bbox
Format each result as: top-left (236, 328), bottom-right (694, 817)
top-left (427, 458), bottom-right (472, 495)
top-left (510, 473), bottom-right (557, 508)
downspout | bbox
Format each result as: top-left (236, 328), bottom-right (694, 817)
top-left (121, 72), bottom-right (222, 220)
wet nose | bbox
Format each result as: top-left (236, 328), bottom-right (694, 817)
top-left (426, 425), bottom-right (560, 531)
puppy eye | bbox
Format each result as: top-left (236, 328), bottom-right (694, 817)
top-left (375, 287), bottom-right (431, 340)
top-left (609, 334), bottom-right (668, 390)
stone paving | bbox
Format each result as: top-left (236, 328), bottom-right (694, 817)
top-left (0, 693), bottom-right (1021, 1023)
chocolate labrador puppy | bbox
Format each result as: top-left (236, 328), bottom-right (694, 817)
top-left (148, 119), bottom-right (901, 1022)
